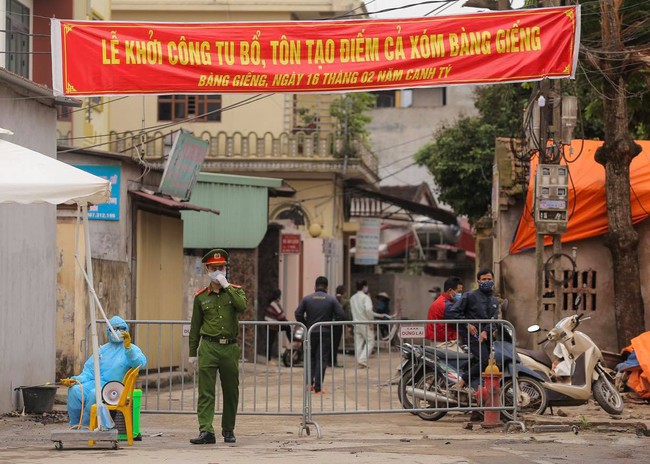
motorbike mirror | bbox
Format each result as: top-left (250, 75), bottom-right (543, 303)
top-left (527, 324), bottom-right (541, 333)
top-left (573, 294), bottom-right (582, 310)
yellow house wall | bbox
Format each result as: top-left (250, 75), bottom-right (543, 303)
top-left (135, 210), bottom-right (185, 370)
top-left (107, 94), bottom-right (287, 141)
top-left (269, 179), bottom-right (344, 239)
top-left (56, 219), bottom-right (91, 377)
top-left (271, 177), bottom-right (345, 302)
top-left (70, 1), bottom-right (113, 149)
top-left (74, 0), bottom-right (111, 20)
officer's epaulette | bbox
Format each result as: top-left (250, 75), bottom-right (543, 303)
top-left (195, 286), bottom-right (209, 296)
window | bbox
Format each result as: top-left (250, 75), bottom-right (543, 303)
top-left (544, 269), bottom-right (597, 312)
top-left (5, 0), bottom-right (30, 78)
top-left (157, 95), bottom-right (222, 122)
top-left (371, 90), bottom-right (397, 108)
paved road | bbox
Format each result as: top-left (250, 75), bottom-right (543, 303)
top-left (1, 401), bottom-right (648, 464)
top-left (3, 349), bottom-right (649, 464)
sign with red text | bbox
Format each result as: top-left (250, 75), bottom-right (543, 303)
top-left (51, 6), bottom-right (579, 97)
top-left (399, 325), bottom-right (425, 339)
top-left (281, 234), bottom-right (301, 254)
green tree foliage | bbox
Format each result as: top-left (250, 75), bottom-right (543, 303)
top-left (415, 118), bottom-right (495, 224)
top-left (577, 0), bottom-right (650, 140)
top-left (414, 84), bottom-right (530, 224)
top-left (330, 92), bottom-right (377, 156)
top-left (415, 15), bottom-right (649, 224)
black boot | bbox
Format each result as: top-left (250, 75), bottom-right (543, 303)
top-left (190, 431), bottom-right (216, 444)
top-left (222, 430), bottom-right (236, 443)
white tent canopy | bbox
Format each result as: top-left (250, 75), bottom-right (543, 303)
top-left (0, 139), bottom-right (110, 205)
top-left (1, 138), bottom-right (112, 428)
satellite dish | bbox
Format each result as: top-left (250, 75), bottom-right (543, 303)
top-left (101, 381), bottom-right (124, 405)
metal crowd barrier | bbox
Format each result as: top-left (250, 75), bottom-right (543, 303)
top-left (85, 318), bottom-right (524, 437)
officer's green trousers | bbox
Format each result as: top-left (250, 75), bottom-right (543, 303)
top-left (197, 341), bottom-right (240, 434)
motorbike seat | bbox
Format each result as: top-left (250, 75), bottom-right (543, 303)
top-left (518, 348), bottom-right (552, 367)
top-left (431, 348), bottom-right (472, 360)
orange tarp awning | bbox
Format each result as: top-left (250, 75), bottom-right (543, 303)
top-left (510, 140), bottom-right (650, 254)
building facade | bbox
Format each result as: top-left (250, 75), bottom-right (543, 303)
top-left (0, 70), bottom-right (60, 412)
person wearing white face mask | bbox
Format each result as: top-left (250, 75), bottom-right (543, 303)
top-left (188, 249), bottom-right (247, 445)
top-left (425, 277), bottom-right (463, 345)
top-left (59, 315), bottom-right (147, 428)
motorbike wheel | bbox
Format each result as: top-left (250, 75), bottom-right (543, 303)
top-left (398, 368), bottom-right (418, 414)
top-left (414, 372), bottom-right (448, 421)
top-left (593, 370), bottom-right (624, 415)
top-left (282, 349), bottom-right (302, 367)
top-left (501, 377), bottom-right (547, 421)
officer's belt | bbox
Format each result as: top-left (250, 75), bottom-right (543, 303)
top-left (202, 335), bottom-right (237, 345)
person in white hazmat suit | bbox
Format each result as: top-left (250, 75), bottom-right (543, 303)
top-left (60, 316), bottom-right (147, 428)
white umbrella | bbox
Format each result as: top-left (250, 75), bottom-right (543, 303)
top-left (0, 139), bottom-right (114, 428)
top-left (0, 139), bottom-right (110, 204)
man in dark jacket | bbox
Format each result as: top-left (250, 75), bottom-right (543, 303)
top-left (445, 268), bottom-right (499, 390)
top-left (295, 276), bottom-right (345, 393)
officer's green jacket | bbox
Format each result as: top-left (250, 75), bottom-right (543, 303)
top-left (189, 284), bottom-right (248, 357)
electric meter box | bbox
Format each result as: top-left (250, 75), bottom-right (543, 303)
top-left (534, 164), bottom-right (569, 234)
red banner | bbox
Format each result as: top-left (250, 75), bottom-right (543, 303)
top-left (51, 7), bottom-right (579, 96)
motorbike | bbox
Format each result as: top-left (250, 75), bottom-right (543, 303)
top-left (282, 325), bottom-right (305, 367)
top-left (398, 335), bottom-right (548, 421)
top-left (397, 343), bottom-right (450, 419)
top-left (521, 313), bottom-right (624, 415)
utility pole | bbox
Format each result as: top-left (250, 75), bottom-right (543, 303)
top-left (533, 0), bottom-right (574, 325)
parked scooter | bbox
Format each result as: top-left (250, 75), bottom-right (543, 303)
top-left (282, 325), bottom-right (305, 367)
top-left (522, 313), bottom-right (624, 415)
top-left (398, 337), bottom-right (547, 421)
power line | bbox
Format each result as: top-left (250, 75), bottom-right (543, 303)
top-left (57, 93), bottom-right (273, 151)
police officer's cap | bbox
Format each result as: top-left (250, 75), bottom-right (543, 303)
top-left (202, 248), bottom-right (229, 265)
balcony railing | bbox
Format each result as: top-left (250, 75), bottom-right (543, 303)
top-left (105, 129), bottom-right (378, 178)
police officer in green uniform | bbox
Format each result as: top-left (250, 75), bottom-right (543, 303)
top-left (188, 249), bottom-right (247, 445)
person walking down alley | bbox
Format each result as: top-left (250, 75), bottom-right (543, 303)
top-left (60, 315), bottom-right (147, 428)
top-left (295, 276), bottom-right (345, 394)
top-left (264, 288), bottom-right (291, 364)
top-left (445, 269), bottom-right (499, 391)
top-left (188, 249), bottom-right (247, 445)
top-left (350, 280), bottom-right (389, 369)
top-left (331, 285), bottom-right (351, 368)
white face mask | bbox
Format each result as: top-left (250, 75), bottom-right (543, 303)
top-left (109, 329), bottom-right (124, 343)
top-left (208, 270), bottom-right (225, 282)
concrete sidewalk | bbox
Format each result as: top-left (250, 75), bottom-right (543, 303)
top-left (0, 397), bottom-right (648, 464)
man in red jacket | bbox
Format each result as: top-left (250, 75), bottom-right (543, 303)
top-left (425, 276), bottom-right (463, 343)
